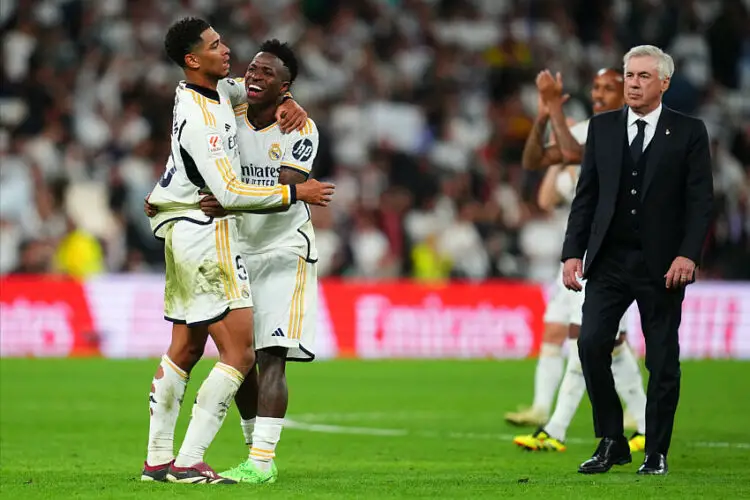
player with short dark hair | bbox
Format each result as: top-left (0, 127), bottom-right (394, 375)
top-left (141, 18), bottom-right (333, 485)
top-left (198, 39), bottom-right (323, 484)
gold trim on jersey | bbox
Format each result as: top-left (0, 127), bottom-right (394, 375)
top-left (287, 258), bottom-right (307, 340)
top-left (187, 90), bottom-right (217, 127)
top-left (214, 158), bottom-right (286, 198)
top-left (280, 161), bottom-right (311, 174)
top-left (300, 119), bottom-right (314, 136)
top-left (233, 102), bottom-right (279, 132)
top-left (244, 114), bottom-right (278, 133)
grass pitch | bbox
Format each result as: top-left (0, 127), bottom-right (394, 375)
top-left (1, 358), bottom-right (748, 499)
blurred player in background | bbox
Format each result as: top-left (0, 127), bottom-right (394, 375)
top-left (141, 17), bottom-right (333, 485)
top-left (509, 69), bottom-right (647, 452)
top-left (198, 40), bottom-right (321, 485)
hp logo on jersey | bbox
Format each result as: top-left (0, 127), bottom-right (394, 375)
top-left (292, 138), bottom-right (314, 162)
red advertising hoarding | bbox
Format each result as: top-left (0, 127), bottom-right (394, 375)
top-left (1, 275), bottom-right (748, 359)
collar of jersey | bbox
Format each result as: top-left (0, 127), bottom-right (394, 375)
top-left (185, 83), bottom-right (220, 103)
top-left (244, 114), bottom-right (278, 133)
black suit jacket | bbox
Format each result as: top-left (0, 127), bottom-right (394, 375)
top-left (561, 105), bottom-right (714, 280)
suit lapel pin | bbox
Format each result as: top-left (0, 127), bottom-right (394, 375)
top-left (665, 129), bottom-right (670, 135)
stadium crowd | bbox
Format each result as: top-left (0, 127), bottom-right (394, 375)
top-left (1, 0), bottom-right (748, 281)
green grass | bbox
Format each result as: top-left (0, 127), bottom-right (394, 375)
top-left (1, 358), bottom-right (748, 499)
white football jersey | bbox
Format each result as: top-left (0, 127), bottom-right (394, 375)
top-left (233, 102), bottom-right (319, 262)
top-left (148, 78), bottom-right (293, 239)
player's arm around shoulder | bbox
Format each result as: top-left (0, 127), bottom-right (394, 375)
top-left (218, 77), bottom-right (247, 107)
top-left (180, 112), bottom-right (295, 211)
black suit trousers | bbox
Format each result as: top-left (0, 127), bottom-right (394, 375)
top-left (578, 243), bottom-right (684, 456)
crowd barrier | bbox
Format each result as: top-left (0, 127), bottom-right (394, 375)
top-left (1, 275), bottom-right (748, 359)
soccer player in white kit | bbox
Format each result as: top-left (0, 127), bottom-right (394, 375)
top-left (196, 40), bottom-right (321, 484)
top-left (141, 19), bottom-right (333, 484)
top-left (510, 69), bottom-right (647, 452)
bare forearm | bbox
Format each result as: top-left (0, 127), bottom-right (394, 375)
top-left (278, 168), bottom-right (308, 186)
top-left (522, 116), bottom-right (550, 170)
top-left (547, 103), bottom-right (582, 163)
top-left (235, 169), bottom-right (308, 214)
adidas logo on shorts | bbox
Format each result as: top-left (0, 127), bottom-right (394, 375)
top-left (271, 328), bottom-right (285, 337)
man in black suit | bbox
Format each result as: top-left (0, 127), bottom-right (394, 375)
top-left (561, 45), bottom-right (713, 475)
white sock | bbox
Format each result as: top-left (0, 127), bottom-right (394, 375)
top-left (146, 355), bottom-right (188, 466)
top-left (544, 340), bottom-right (587, 442)
top-left (531, 342), bottom-right (564, 414)
top-left (613, 342), bottom-right (647, 435)
top-left (241, 417), bottom-right (256, 453)
top-left (174, 363), bottom-right (244, 468)
top-left (250, 417), bottom-right (284, 472)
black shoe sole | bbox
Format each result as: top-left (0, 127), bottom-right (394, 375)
top-left (578, 456), bottom-right (632, 474)
top-left (637, 468), bottom-right (668, 476)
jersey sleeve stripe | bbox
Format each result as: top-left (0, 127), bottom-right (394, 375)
top-left (221, 219), bottom-right (241, 299)
top-left (191, 92), bottom-right (209, 125)
top-left (214, 220), bottom-right (232, 300)
top-left (190, 92), bottom-right (217, 127)
top-left (214, 158), bottom-right (284, 196)
top-left (204, 96), bottom-right (216, 127)
top-left (280, 161), bottom-right (311, 174)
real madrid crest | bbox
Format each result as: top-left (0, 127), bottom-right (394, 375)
top-left (268, 143), bottom-right (282, 161)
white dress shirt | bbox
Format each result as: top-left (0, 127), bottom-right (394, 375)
top-left (627, 103), bottom-right (662, 151)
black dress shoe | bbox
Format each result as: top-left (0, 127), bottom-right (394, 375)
top-left (578, 437), bottom-right (632, 474)
top-left (637, 453), bottom-right (668, 475)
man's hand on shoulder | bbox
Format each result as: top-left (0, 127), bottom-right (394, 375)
top-left (276, 96), bottom-right (307, 134)
top-left (562, 258), bottom-right (584, 291)
top-left (664, 256), bottom-right (696, 289)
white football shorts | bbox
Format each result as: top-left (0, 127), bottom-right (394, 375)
top-left (543, 265), bottom-right (578, 324)
top-left (545, 264), bottom-right (627, 332)
top-left (163, 217), bottom-right (253, 327)
top-left (244, 248), bottom-right (317, 361)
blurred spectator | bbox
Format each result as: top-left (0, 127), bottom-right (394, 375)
top-left (0, 0), bottom-right (747, 282)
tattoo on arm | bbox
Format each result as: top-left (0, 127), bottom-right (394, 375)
top-left (547, 105), bottom-right (582, 163)
top-left (522, 115), bottom-right (563, 170)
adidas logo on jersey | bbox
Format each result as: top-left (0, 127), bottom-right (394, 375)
top-left (225, 123), bottom-right (231, 131)
top-left (271, 328), bottom-right (285, 337)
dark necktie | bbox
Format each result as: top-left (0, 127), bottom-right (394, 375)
top-left (630, 119), bottom-right (647, 162)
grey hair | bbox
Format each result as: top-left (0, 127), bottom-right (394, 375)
top-left (623, 45), bottom-right (675, 80)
